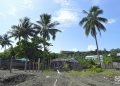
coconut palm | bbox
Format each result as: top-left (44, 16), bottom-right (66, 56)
top-left (0, 34), bottom-right (13, 73)
top-left (9, 17), bottom-right (35, 72)
top-left (9, 17), bottom-right (35, 42)
top-left (34, 14), bottom-right (61, 70)
top-left (79, 6), bottom-right (108, 66)
top-left (0, 34), bottom-right (12, 50)
top-left (34, 13), bottom-right (61, 51)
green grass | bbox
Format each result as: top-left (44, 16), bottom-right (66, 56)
top-left (43, 69), bottom-right (56, 76)
top-left (100, 69), bottom-right (120, 76)
top-left (68, 70), bottom-right (97, 76)
top-left (42, 69), bottom-right (120, 77)
top-left (68, 69), bottom-right (120, 77)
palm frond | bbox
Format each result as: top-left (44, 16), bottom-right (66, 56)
top-left (97, 17), bottom-right (108, 23)
top-left (49, 29), bottom-right (61, 40)
top-left (90, 6), bottom-right (100, 13)
top-left (48, 21), bottom-right (60, 28)
top-left (79, 17), bottom-right (88, 26)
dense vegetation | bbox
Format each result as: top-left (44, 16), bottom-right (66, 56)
top-left (0, 14), bottom-right (61, 72)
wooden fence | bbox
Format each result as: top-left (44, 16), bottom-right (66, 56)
top-left (102, 62), bottom-right (120, 69)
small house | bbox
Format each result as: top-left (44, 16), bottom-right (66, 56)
top-left (51, 58), bottom-right (79, 70)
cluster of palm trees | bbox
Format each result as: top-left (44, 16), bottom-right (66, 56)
top-left (0, 5), bottom-right (108, 72)
top-left (0, 13), bottom-right (61, 72)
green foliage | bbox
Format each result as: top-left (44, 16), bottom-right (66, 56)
top-left (0, 47), bottom-right (14, 59)
top-left (49, 53), bottom-right (59, 59)
top-left (9, 17), bottom-right (35, 41)
top-left (89, 65), bottom-right (103, 73)
top-left (77, 58), bottom-right (96, 69)
top-left (80, 6), bottom-right (107, 37)
top-left (101, 69), bottom-right (120, 76)
top-left (103, 55), bottom-right (112, 65)
top-left (34, 14), bottom-right (61, 41)
top-left (63, 63), bottom-right (70, 71)
top-left (110, 52), bottom-right (117, 61)
top-left (14, 40), bottom-right (43, 60)
top-left (0, 34), bottom-right (12, 49)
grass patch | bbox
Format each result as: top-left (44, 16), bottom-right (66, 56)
top-left (68, 70), bottom-right (97, 76)
top-left (100, 69), bottom-right (120, 76)
top-left (43, 69), bottom-right (56, 76)
top-left (68, 69), bottom-right (120, 77)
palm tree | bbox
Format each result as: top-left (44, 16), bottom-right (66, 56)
top-left (34, 13), bottom-right (61, 70)
top-left (0, 34), bottom-right (12, 50)
top-left (34, 13), bottom-right (61, 51)
top-left (0, 34), bottom-right (13, 73)
top-left (9, 17), bottom-right (35, 72)
top-left (79, 6), bottom-right (108, 66)
top-left (9, 17), bottom-right (35, 42)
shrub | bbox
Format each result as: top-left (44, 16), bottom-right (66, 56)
top-left (95, 68), bottom-right (103, 73)
top-left (63, 63), bottom-right (70, 71)
top-left (89, 65), bottom-right (103, 73)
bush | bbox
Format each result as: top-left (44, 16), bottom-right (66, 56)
top-left (95, 68), bottom-right (103, 73)
top-left (89, 65), bottom-right (103, 73)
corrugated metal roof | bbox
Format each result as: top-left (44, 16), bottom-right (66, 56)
top-left (52, 58), bottom-right (78, 63)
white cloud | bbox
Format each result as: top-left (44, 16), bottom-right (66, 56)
top-left (53, 0), bottom-right (81, 28)
top-left (0, 0), bottom-right (34, 18)
top-left (87, 44), bottom-right (96, 51)
top-left (53, 8), bottom-right (80, 27)
top-left (108, 18), bottom-right (116, 24)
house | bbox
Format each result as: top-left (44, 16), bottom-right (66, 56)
top-left (85, 55), bottom-right (103, 64)
top-left (0, 58), bottom-right (29, 70)
top-left (51, 58), bottom-right (79, 70)
top-left (117, 53), bottom-right (120, 58)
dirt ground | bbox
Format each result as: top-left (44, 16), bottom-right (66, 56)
top-left (0, 70), bottom-right (119, 86)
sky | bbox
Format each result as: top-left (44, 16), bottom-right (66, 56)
top-left (0, 0), bottom-right (120, 53)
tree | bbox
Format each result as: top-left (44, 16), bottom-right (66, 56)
top-left (34, 13), bottom-right (61, 51)
top-left (0, 34), bottom-right (12, 50)
top-left (9, 17), bottom-right (36, 71)
top-left (0, 34), bottom-right (13, 73)
top-left (9, 17), bottom-right (35, 43)
top-left (34, 14), bottom-right (61, 70)
top-left (79, 6), bottom-right (108, 67)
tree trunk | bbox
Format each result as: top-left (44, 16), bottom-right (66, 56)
top-left (38, 58), bottom-right (40, 71)
top-left (49, 58), bottom-right (50, 69)
top-left (28, 61), bottom-right (31, 72)
top-left (41, 44), bottom-right (45, 71)
top-left (32, 61), bottom-right (35, 72)
top-left (36, 62), bottom-right (38, 72)
top-left (24, 59), bottom-right (27, 72)
top-left (94, 35), bottom-right (101, 67)
top-left (10, 56), bottom-right (13, 73)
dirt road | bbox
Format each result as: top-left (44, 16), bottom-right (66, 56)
top-left (0, 70), bottom-right (119, 86)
